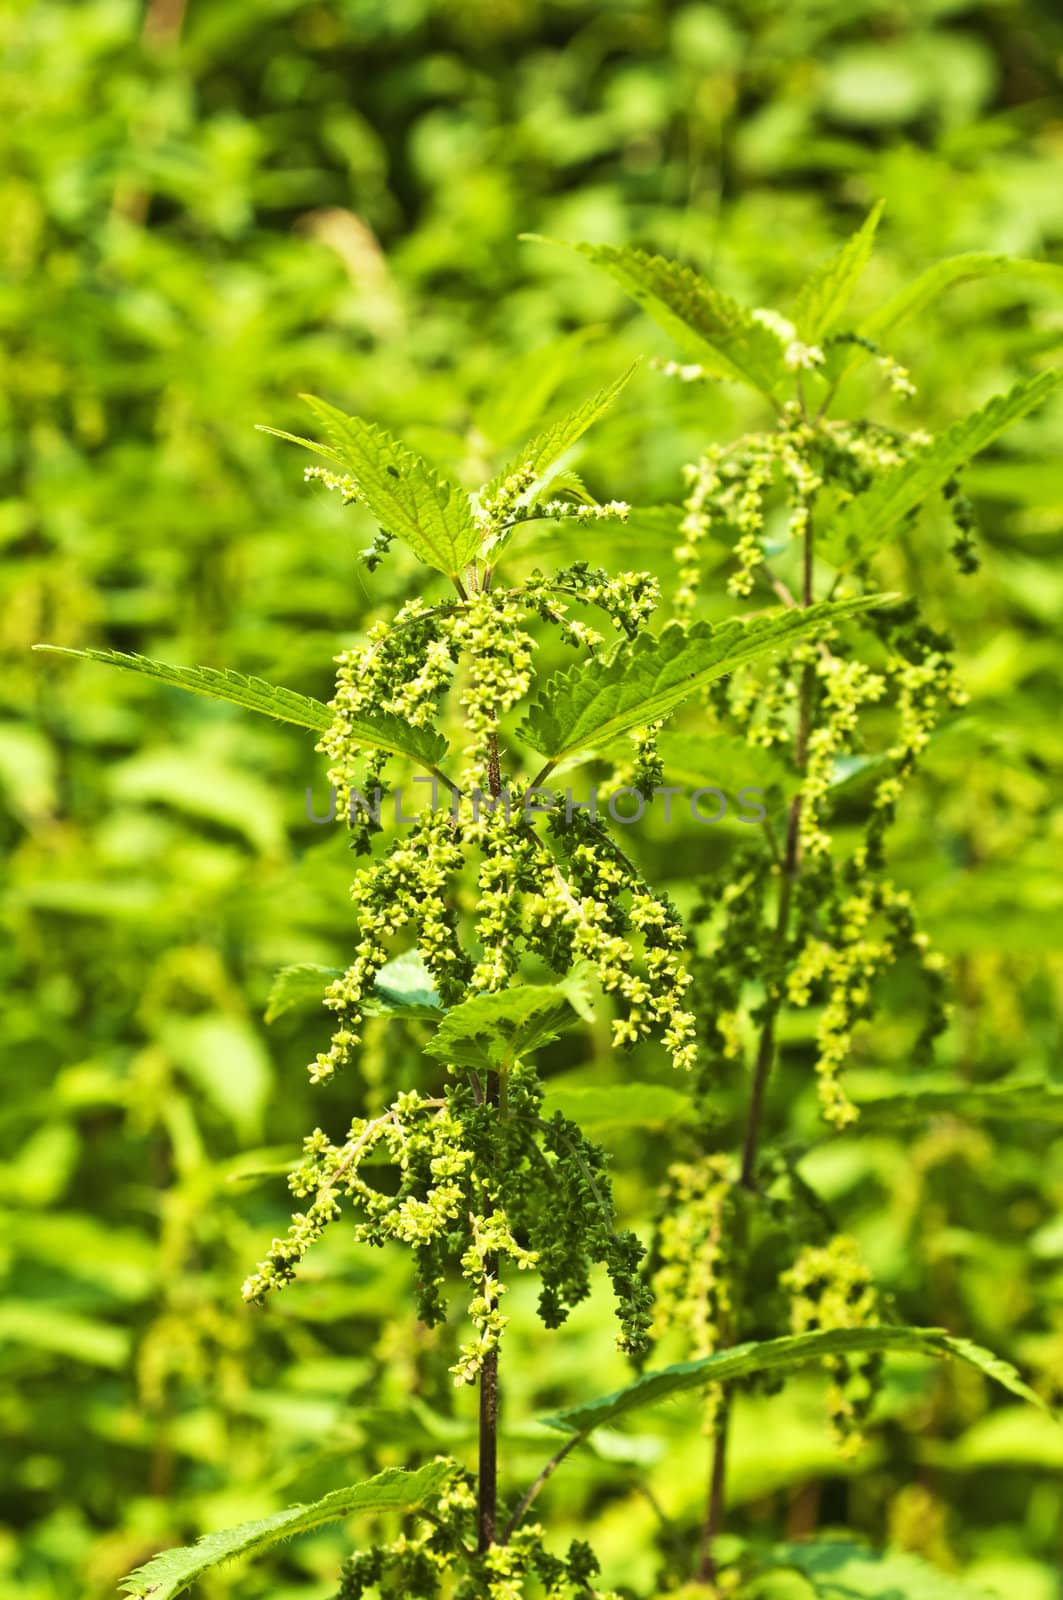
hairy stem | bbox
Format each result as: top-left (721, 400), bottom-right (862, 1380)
top-left (478, 725), bottom-right (504, 1553)
top-left (478, 1314), bottom-right (499, 1550)
top-left (701, 506), bottom-right (817, 1583)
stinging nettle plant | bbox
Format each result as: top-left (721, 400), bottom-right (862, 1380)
top-left (37, 206), bottom-right (1062, 1598)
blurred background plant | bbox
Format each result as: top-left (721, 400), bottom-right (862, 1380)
top-left (3, 1), bottom-right (1063, 1596)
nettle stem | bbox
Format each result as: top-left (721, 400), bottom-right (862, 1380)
top-left (478, 722), bottom-right (504, 1553)
top-left (700, 507), bottom-right (816, 1584)
top-left (478, 1079), bottom-right (500, 1552)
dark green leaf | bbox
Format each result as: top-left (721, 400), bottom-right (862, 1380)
top-left (519, 598), bottom-right (889, 766)
top-left (531, 239), bottom-right (788, 398)
top-left (540, 1326), bottom-right (1047, 1435)
top-left (424, 983), bottom-right (580, 1070)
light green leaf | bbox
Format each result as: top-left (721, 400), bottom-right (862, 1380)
top-left (110, 749), bottom-right (286, 855)
top-left (541, 1079), bottom-right (696, 1131)
top-left (265, 951), bottom-right (443, 1024)
top-left (265, 964), bottom-right (344, 1024)
top-left (299, 395), bottom-right (482, 577)
top-left (821, 371), bottom-right (1063, 565)
top-left (792, 200), bottom-right (884, 343)
top-left (0, 1302), bottom-right (131, 1369)
top-left (368, 948), bottom-right (444, 1017)
top-left (474, 329), bottom-right (595, 448)
top-left (480, 363), bottom-right (637, 507)
top-left (424, 983), bottom-right (580, 1071)
top-left (0, 722), bottom-right (57, 821)
top-left (540, 1326), bottom-right (1046, 1436)
top-left (160, 1015), bottom-right (272, 1140)
top-left (255, 423), bottom-right (349, 470)
top-left (119, 1460), bottom-right (456, 1600)
top-left (655, 731), bottom-right (798, 804)
top-left (532, 238), bottom-right (787, 398)
top-left (0, 1124), bottom-right (78, 1208)
top-left (519, 597), bottom-right (888, 766)
top-left (932, 1407), bottom-right (1063, 1471)
top-left (863, 253), bottom-right (1063, 344)
top-left (9, 1210), bottom-right (156, 1299)
top-left (33, 646), bottom-right (449, 770)
top-left (756, 1541), bottom-right (998, 1599)
top-left (855, 1079), bottom-right (1063, 1125)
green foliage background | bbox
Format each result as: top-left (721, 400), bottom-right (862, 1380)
top-left (3, 1), bottom-right (1063, 1595)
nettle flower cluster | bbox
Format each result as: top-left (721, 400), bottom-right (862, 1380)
top-left (243, 382), bottom-right (700, 1388)
top-left (334, 1472), bottom-right (619, 1600)
top-left (680, 385), bottom-right (966, 1132)
top-left (620, 217), bottom-right (987, 1476)
top-left (783, 1234), bottom-right (883, 1455)
top-left (650, 1153), bottom-right (884, 1452)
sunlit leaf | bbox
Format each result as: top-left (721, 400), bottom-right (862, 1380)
top-left (299, 396), bottom-right (482, 577)
top-left (119, 1460), bottom-right (457, 1600)
top-left (519, 598), bottom-right (888, 766)
top-left (855, 1080), bottom-right (1063, 1124)
top-left (541, 1326), bottom-right (1047, 1435)
top-left (753, 1541), bottom-right (1000, 1598)
top-left (863, 253), bottom-right (1063, 343)
top-left (792, 200), bottom-right (885, 343)
top-left (424, 983), bottom-right (580, 1070)
top-left (530, 238), bottom-right (788, 397)
top-left (33, 646), bottom-right (449, 769)
top-left (480, 363), bottom-right (637, 506)
top-left (541, 1078), bottom-right (696, 1131)
top-left (266, 951), bottom-right (443, 1024)
top-left (821, 371), bottom-right (1063, 565)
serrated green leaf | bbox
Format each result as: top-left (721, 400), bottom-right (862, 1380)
top-left (757, 1541), bottom-right (997, 1599)
top-left (299, 396), bottom-right (482, 577)
top-left (855, 1080), bottom-right (1063, 1125)
top-left (518, 597), bottom-right (888, 766)
top-left (480, 363), bottom-right (637, 507)
top-left (541, 1078), bottom-right (696, 1131)
top-left (266, 951), bottom-right (443, 1024)
top-left (255, 423), bottom-right (349, 471)
top-left (821, 371), bottom-right (1063, 565)
top-left (793, 200), bottom-right (884, 343)
top-left (540, 1326), bottom-right (1046, 1435)
top-left (532, 238), bottom-right (787, 398)
top-left (119, 1460), bottom-right (456, 1600)
top-left (862, 252), bottom-right (1063, 344)
top-left (34, 646), bottom-right (333, 731)
top-left (424, 983), bottom-right (579, 1071)
top-left (33, 646), bottom-right (449, 770)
